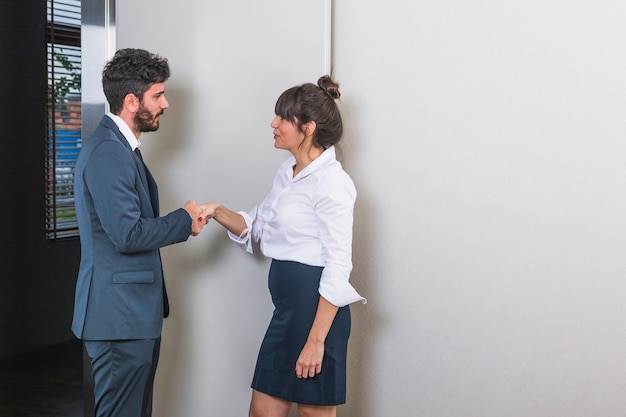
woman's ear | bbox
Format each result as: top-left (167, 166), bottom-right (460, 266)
top-left (304, 121), bottom-right (317, 137)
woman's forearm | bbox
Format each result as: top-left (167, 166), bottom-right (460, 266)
top-left (203, 203), bottom-right (248, 237)
top-left (295, 296), bottom-right (339, 378)
top-left (307, 296), bottom-right (339, 344)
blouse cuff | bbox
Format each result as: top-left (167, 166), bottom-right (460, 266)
top-left (319, 279), bottom-right (367, 308)
top-left (227, 210), bottom-right (255, 254)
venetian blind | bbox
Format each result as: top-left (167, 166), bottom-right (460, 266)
top-left (45, 0), bottom-right (81, 239)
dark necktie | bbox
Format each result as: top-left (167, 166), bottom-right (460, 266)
top-left (135, 147), bottom-right (143, 161)
top-left (134, 147), bottom-right (152, 201)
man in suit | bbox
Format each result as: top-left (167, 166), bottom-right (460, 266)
top-left (71, 48), bottom-right (207, 417)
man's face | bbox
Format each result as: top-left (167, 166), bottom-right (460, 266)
top-left (134, 82), bottom-right (169, 133)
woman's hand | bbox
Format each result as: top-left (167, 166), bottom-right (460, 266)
top-left (198, 202), bottom-right (221, 223)
top-left (295, 296), bottom-right (338, 379)
top-left (197, 202), bottom-right (248, 237)
top-left (295, 339), bottom-right (324, 379)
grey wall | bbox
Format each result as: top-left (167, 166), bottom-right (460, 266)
top-left (113, 1), bottom-right (329, 416)
top-left (111, 0), bottom-right (626, 416)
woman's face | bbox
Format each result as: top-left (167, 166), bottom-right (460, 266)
top-left (271, 115), bottom-right (304, 152)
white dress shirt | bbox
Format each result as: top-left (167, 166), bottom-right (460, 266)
top-left (229, 146), bottom-right (366, 307)
top-left (106, 112), bottom-right (140, 151)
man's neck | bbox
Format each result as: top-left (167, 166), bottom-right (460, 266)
top-left (116, 110), bottom-right (140, 139)
top-left (107, 112), bottom-right (141, 150)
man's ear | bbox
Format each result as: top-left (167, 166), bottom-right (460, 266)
top-left (123, 93), bottom-right (139, 113)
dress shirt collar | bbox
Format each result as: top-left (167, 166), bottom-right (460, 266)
top-left (106, 112), bottom-right (141, 151)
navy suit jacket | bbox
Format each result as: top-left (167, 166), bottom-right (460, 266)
top-left (72, 115), bottom-right (191, 340)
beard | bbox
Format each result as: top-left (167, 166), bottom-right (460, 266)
top-left (134, 104), bottom-right (163, 133)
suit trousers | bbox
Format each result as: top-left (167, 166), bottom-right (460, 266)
top-left (85, 338), bottom-right (161, 417)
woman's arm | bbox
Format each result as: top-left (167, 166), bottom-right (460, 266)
top-left (294, 296), bottom-right (339, 379)
top-left (201, 202), bottom-right (248, 237)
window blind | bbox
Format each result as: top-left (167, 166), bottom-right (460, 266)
top-left (45, 0), bottom-right (81, 240)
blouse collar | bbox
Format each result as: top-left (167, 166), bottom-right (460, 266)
top-left (286, 146), bottom-right (336, 181)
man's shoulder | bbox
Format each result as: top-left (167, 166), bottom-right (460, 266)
top-left (77, 123), bottom-right (129, 168)
top-left (84, 118), bottom-right (125, 149)
top-left (91, 116), bottom-right (120, 137)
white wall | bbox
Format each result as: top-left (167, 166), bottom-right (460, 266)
top-left (115, 0), bottom-right (626, 416)
top-left (335, 1), bottom-right (626, 416)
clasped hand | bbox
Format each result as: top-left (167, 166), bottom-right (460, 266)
top-left (183, 200), bottom-right (220, 236)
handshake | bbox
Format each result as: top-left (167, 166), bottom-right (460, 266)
top-left (183, 200), bottom-right (219, 236)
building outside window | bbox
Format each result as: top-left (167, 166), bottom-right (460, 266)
top-left (45, 0), bottom-right (81, 240)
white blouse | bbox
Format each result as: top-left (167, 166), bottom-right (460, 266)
top-left (228, 146), bottom-right (366, 307)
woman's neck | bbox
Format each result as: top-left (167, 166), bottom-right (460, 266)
top-left (292, 144), bottom-right (324, 176)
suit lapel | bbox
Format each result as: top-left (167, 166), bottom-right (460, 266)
top-left (141, 161), bottom-right (160, 217)
top-left (102, 116), bottom-right (158, 216)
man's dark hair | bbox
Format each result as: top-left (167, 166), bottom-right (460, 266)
top-left (102, 48), bottom-right (170, 114)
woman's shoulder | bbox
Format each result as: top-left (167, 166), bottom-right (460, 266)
top-left (318, 154), bottom-right (353, 180)
top-left (315, 160), bottom-right (356, 197)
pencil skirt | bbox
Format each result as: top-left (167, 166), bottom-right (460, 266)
top-left (251, 259), bottom-right (351, 405)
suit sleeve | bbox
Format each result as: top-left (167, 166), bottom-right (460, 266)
top-left (83, 140), bottom-right (191, 253)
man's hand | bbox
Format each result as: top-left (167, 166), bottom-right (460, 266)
top-left (183, 200), bottom-right (206, 236)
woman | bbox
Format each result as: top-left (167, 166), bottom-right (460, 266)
top-left (203, 76), bottom-right (366, 417)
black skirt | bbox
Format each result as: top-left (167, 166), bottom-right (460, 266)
top-left (251, 259), bottom-right (351, 405)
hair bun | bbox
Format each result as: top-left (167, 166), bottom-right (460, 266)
top-left (318, 75), bottom-right (341, 100)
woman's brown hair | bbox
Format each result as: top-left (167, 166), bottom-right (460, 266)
top-left (274, 75), bottom-right (343, 149)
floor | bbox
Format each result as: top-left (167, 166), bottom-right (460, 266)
top-left (0, 339), bottom-right (84, 417)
